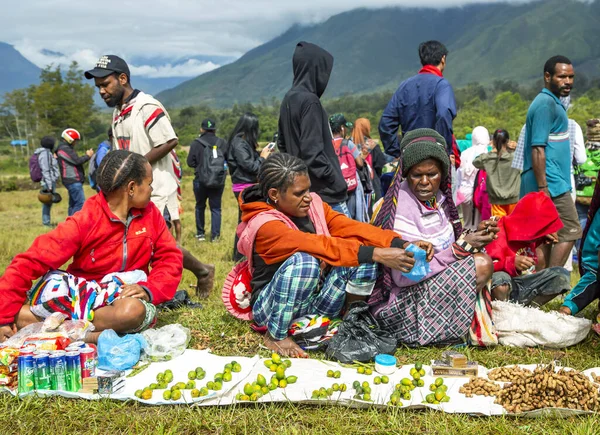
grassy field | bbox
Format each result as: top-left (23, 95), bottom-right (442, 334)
top-left (1, 179), bottom-right (600, 434)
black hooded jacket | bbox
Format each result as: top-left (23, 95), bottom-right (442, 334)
top-left (277, 41), bottom-right (347, 205)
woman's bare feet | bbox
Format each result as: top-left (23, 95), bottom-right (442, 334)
top-left (264, 333), bottom-right (308, 358)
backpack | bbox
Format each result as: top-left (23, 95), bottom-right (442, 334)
top-left (333, 138), bottom-right (358, 191)
top-left (88, 142), bottom-right (110, 191)
top-left (88, 151), bottom-right (100, 190)
top-left (198, 137), bottom-right (226, 188)
top-left (29, 153), bottom-right (42, 182)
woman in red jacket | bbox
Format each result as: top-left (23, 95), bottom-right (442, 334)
top-left (0, 150), bottom-right (183, 342)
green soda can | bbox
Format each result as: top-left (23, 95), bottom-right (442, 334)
top-left (18, 349), bottom-right (35, 394)
top-left (49, 351), bottom-right (67, 391)
top-left (33, 353), bottom-right (51, 390)
top-left (65, 351), bottom-right (82, 392)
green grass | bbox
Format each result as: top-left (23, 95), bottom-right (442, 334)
top-left (1, 180), bottom-right (600, 434)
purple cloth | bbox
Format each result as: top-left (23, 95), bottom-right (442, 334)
top-left (390, 181), bottom-right (458, 288)
top-left (232, 183), bottom-right (255, 193)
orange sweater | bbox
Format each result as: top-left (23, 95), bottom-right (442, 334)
top-left (241, 194), bottom-right (404, 267)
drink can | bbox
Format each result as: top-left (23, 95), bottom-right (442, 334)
top-left (18, 350), bottom-right (35, 394)
top-left (33, 353), bottom-right (51, 390)
top-left (49, 351), bottom-right (67, 391)
top-left (65, 351), bottom-right (82, 392)
top-left (68, 341), bottom-right (86, 349)
top-left (80, 347), bottom-right (97, 378)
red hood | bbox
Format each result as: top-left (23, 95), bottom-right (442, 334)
top-left (503, 192), bottom-right (563, 242)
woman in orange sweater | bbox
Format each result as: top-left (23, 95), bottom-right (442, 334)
top-left (236, 153), bottom-right (432, 357)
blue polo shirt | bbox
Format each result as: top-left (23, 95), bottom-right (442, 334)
top-left (520, 88), bottom-right (570, 198)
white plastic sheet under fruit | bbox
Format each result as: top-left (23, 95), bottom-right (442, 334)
top-left (4, 349), bottom-right (600, 417)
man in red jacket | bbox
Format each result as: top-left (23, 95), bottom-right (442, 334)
top-left (486, 192), bottom-right (571, 306)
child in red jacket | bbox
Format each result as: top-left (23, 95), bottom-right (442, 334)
top-left (486, 192), bottom-right (571, 306)
top-left (0, 151), bottom-right (183, 343)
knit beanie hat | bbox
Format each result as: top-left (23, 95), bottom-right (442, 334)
top-left (40, 136), bottom-right (55, 150)
top-left (400, 128), bottom-right (450, 177)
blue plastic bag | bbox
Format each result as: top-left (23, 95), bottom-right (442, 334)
top-left (97, 329), bottom-right (147, 371)
top-left (401, 244), bottom-right (431, 282)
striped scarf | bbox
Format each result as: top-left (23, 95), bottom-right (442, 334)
top-left (370, 164), bottom-right (463, 305)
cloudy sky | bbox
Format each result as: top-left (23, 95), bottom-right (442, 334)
top-left (0, 0), bottom-right (537, 78)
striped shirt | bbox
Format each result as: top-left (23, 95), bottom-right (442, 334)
top-left (112, 90), bottom-right (178, 200)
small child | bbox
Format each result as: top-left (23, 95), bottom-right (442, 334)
top-left (486, 192), bottom-right (570, 306)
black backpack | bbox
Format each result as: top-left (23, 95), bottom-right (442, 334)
top-left (198, 137), bottom-right (226, 188)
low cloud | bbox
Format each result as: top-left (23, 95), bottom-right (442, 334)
top-left (0, 0), bottom-right (585, 78)
top-left (14, 41), bottom-right (219, 78)
top-left (130, 59), bottom-right (220, 78)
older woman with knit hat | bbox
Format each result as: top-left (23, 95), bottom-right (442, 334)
top-left (369, 128), bottom-right (498, 347)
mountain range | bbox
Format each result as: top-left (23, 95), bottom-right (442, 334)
top-left (157, 0), bottom-right (600, 108)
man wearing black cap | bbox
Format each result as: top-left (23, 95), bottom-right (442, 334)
top-left (85, 55), bottom-right (215, 299)
top-left (187, 118), bottom-right (227, 242)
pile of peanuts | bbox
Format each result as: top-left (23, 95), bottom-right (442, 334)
top-left (495, 365), bottom-right (600, 414)
top-left (459, 377), bottom-right (501, 398)
top-left (488, 366), bottom-right (532, 382)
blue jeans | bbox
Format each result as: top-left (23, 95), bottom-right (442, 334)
top-left (41, 182), bottom-right (55, 225)
top-left (329, 200), bottom-right (350, 217)
top-left (193, 179), bottom-right (224, 239)
top-left (66, 183), bottom-right (85, 216)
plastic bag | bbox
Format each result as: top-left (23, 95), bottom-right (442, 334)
top-left (492, 301), bottom-right (591, 348)
top-left (141, 324), bottom-right (190, 362)
top-left (3, 319), bottom-right (94, 349)
top-left (401, 244), bottom-right (431, 282)
top-left (325, 302), bottom-right (397, 363)
top-left (97, 329), bottom-right (147, 371)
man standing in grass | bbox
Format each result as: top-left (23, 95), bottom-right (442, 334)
top-left (379, 40), bottom-right (456, 157)
top-left (187, 118), bottom-right (227, 242)
top-left (84, 55), bottom-right (215, 298)
top-left (520, 55), bottom-right (581, 270)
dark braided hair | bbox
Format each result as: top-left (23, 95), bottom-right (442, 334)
top-left (97, 150), bottom-right (148, 193)
top-left (257, 153), bottom-right (308, 198)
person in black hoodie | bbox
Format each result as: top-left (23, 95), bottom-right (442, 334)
top-left (227, 112), bottom-right (273, 261)
top-left (56, 128), bottom-right (93, 216)
top-left (277, 41), bottom-right (349, 215)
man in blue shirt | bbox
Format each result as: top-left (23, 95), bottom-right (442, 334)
top-left (378, 40), bottom-right (456, 157)
top-left (521, 55), bottom-right (581, 270)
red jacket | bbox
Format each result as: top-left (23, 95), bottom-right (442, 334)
top-left (0, 193), bottom-right (182, 325)
top-left (485, 192), bottom-right (563, 277)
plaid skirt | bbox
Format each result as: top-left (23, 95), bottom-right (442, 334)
top-left (374, 256), bottom-right (477, 346)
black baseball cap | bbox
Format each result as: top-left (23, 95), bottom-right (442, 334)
top-left (85, 55), bottom-right (130, 80)
top-left (202, 118), bottom-right (217, 131)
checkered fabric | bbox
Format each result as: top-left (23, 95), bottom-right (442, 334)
top-left (252, 252), bottom-right (378, 340)
top-left (374, 256), bottom-right (477, 346)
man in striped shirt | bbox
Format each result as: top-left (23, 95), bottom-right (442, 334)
top-left (520, 55), bottom-right (581, 269)
top-left (85, 55), bottom-right (215, 298)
